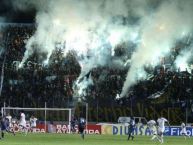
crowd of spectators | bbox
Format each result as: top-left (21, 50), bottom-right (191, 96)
top-left (0, 24), bottom-right (193, 122)
top-left (0, 24), bottom-right (77, 108)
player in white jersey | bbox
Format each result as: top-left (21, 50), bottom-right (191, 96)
top-left (19, 111), bottom-right (28, 135)
top-left (5, 114), bottom-right (12, 127)
top-left (180, 122), bottom-right (190, 139)
top-left (5, 113), bottom-right (15, 135)
top-left (147, 120), bottom-right (158, 141)
top-left (6, 113), bottom-right (12, 129)
top-left (157, 117), bottom-right (170, 144)
top-left (30, 115), bottom-right (38, 132)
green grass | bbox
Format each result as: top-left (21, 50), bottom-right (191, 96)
top-left (0, 133), bottom-right (192, 145)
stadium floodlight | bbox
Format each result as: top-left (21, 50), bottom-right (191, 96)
top-left (1, 103), bottom-right (73, 133)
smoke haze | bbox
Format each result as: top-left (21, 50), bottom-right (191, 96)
top-left (9, 0), bottom-right (193, 98)
top-left (120, 0), bottom-right (193, 97)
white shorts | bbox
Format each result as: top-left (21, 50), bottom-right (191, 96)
top-left (19, 121), bottom-right (26, 127)
top-left (158, 127), bottom-right (165, 134)
top-left (31, 125), bottom-right (36, 128)
top-left (180, 128), bottom-right (187, 135)
top-left (149, 127), bottom-right (157, 135)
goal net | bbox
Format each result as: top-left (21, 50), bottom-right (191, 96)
top-left (1, 106), bottom-right (73, 133)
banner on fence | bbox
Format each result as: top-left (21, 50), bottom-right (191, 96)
top-left (101, 124), bottom-right (193, 136)
top-left (53, 124), bottom-right (101, 134)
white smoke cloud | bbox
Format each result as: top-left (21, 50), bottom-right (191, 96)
top-left (18, 0), bottom-right (147, 66)
top-left (16, 0), bottom-right (145, 98)
top-left (175, 52), bottom-right (190, 72)
top-left (12, 0), bottom-right (193, 99)
top-left (11, 0), bottom-right (47, 11)
top-left (74, 73), bottom-right (93, 99)
top-left (175, 43), bottom-right (193, 72)
top-left (120, 0), bottom-right (193, 97)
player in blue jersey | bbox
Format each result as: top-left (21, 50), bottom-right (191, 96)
top-left (0, 114), bottom-right (15, 139)
top-left (127, 117), bottom-right (135, 141)
top-left (78, 117), bottom-right (86, 139)
top-left (0, 115), bottom-right (6, 139)
top-left (71, 117), bottom-right (77, 133)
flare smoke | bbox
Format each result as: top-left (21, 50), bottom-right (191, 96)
top-left (120, 0), bottom-right (193, 97)
top-left (11, 0), bottom-right (193, 98)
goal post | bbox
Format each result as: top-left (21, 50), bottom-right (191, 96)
top-left (1, 105), bottom-right (73, 133)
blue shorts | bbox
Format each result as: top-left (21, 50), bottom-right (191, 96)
top-left (1, 124), bottom-right (7, 131)
top-left (128, 127), bottom-right (134, 134)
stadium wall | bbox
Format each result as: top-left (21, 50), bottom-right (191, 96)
top-left (101, 124), bottom-right (193, 136)
top-left (11, 123), bottom-right (193, 136)
top-left (11, 123), bottom-right (101, 134)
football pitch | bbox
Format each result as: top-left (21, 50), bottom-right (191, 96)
top-left (0, 133), bottom-right (192, 145)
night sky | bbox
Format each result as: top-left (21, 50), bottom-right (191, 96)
top-left (0, 0), bottom-right (36, 23)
